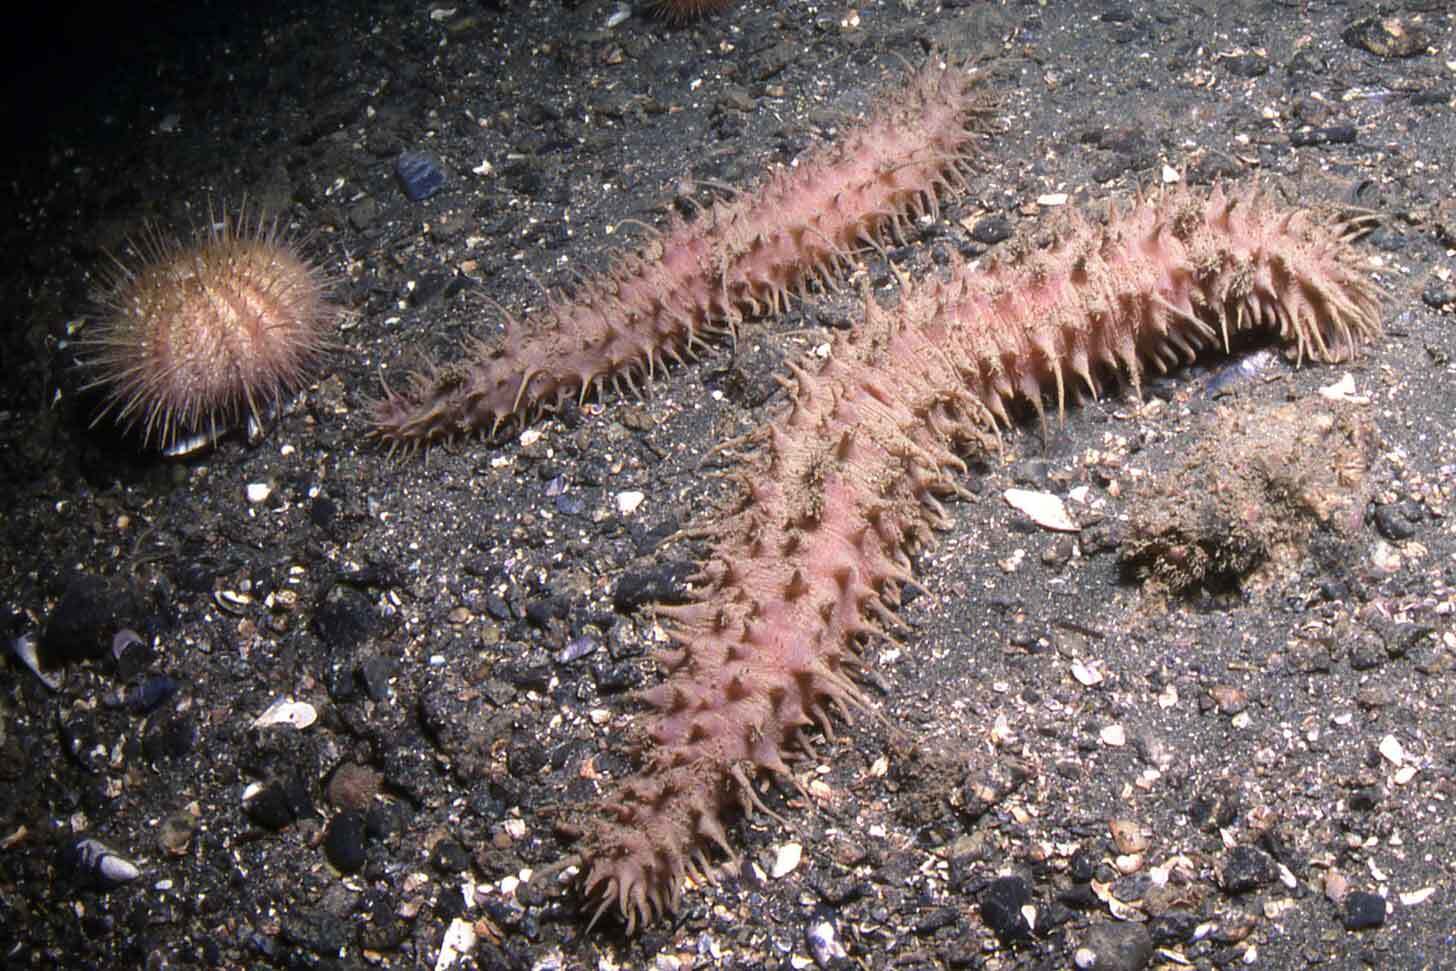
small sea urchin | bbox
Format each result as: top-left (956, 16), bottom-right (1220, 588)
top-left (80, 205), bottom-right (337, 454)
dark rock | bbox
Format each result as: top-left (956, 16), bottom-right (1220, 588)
top-left (324, 810), bottom-right (368, 873)
top-left (1189, 780), bottom-right (1240, 831)
top-left (43, 574), bottom-right (142, 663)
top-left (123, 674), bottom-right (180, 715)
top-left (356, 654), bottom-right (395, 701)
top-left (309, 495), bottom-right (337, 528)
top-left (1342, 16), bottom-right (1430, 59)
top-left (281, 909), bottom-right (350, 956)
top-left (913, 905), bottom-right (960, 936)
top-left (1222, 52), bottom-right (1268, 78)
top-left (395, 150), bottom-right (446, 202)
top-left (1148, 909), bottom-right (1200, 945)
top-left (245, 776), bottom-right (314, 831)
top-left (1373, 502), bottom-right (1420, 541)
top-left (979, 874), bottom-right (1033, 942)
top-left (1220, 845), bottom-right (1275, 894)
top-left (312, 589), bottom-right (381, 651)
top-left (1078, 921), bottom-right (1154, 971)
top-left (591, 659), bottom-right (642, 693)
top-left (1290, 125), bottom-right (1357, 148)
top-left (431, 838), bottom-right (470, 874)
top-left (525, 596), bottom-right (568, 627)
top-left (613, 562), bottom-right (697, 611)
top-left (1423, 278), bottom-right (1456, 312)
top-left (1343, 890), bottom-right (1387, 930)
top-left (143, 713), bottom-right (196, 762)
top-left (970, 215), bottom-right (1012, 245)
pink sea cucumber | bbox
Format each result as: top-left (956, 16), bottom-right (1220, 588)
top-left (568, 183), bottom-right (1382, 931)
top-left (369, 57), bottom-right (995, 451)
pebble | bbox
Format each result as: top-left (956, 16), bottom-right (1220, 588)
top-left (157, 807), bottom-right (200, 856)
top-left (1373, 502), bottom-right (1421, 541)
top-left (1378, 734), bottom-right (1404, 766)
top-left (431, 838), bottom-right (470, 874)
top-left (1073, 921), bottom-right (1154, 971)
top-left (1220, 845), bottom-right (1275, 894)
top-left (1343, 890), bottom-right (1387, 930)
top-left (243, 777), bottom-right (314, 831)
top-left (1343, 15), bottom-right (1430, 58)
top-left (326, 762), bottom-right (382, 811)
top-left (120, 674), bottom-right (180, 715)
top-left (44, 573), bottom-right (141, 663)
top-left (615, 490), bottom-right (645, 515)
top-left (245, 482), bottom-right (272, 504)
top-left (324, 810), bottom-right (368, 874)
top-left (396, 150), bottom-right (446, 202)
top-left (980, 874), bottom-right (1033, 941)
top-left (556, 634), bottom-right (598, 664)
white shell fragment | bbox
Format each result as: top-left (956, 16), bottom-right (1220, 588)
top-left (1099, 724), bottom-right (1127, 747)
top-left (1070, 660), bottom-right (1103, 686)
top-left (251, 698), bottom-right (318, 730)
top-left (434, 916), bottom-right (477, 971)
top-left (616, 490), bottom-right (645, 515)
top-left (1400, 887), bottom-right (1436, 907)
top-left (1004, 489), bottom-right (1079, 532)
top-left (67, 837), bottom-right (141, 888)
top-left (8, 632), bottom-right (61, 691)
top-left (807, 919), bottom-right (848, 966)
top-left (771, 841), bottom-right (803, 878)
top-left (1318, 372), bottom-right (1370, 404)
top-left (245, 482), bottom-right (273, 504)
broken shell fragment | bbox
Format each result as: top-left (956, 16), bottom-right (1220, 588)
top-left (59, 837), bottom-right (141, 889)
top-left (8, 631), bottom-right (61, 690)
top-left (1004, 488), bottom-right (1079, 532)
top-left (771, 841), bottom-right (803, 878)
top-left (251, 698), bottom-right (318, 730)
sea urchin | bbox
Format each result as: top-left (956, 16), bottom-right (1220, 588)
top-left (80, 205), bottom-right (337, 454)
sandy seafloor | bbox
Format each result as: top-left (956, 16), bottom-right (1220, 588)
top-left (2, 1), bottom-right (1456, 968)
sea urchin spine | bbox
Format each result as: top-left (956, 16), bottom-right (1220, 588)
top-left (80, 205), bottom-right (337, 454)
top-left (570, 183), bottom-right (1382, 931)
top-left (369, 56), bottom-right (995, 451)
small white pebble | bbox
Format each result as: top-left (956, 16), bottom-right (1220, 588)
top-left (1100, 724), bottom-right (1127, 747)
top-left (1037, 192), bottom-right (1069, 206)
top-left (1379, 734), bottom-right (1405, 765)
top-left (245, 482), bottom-right (272, 504)
top-left (616, 490), bottom-right (645, 515)
top-left (1161, 164), bottom-right (1181, 183)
